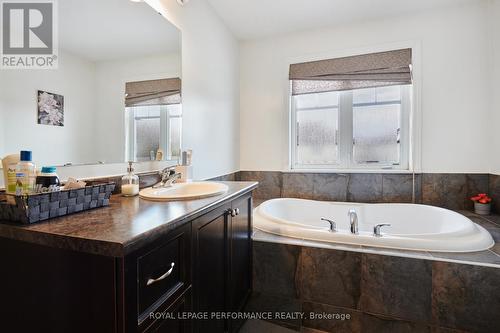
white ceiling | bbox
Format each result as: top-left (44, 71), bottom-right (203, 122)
top-left (60, 0), bottom-right (180, 62)
top-left (207, 0), bottom-right (479, 40)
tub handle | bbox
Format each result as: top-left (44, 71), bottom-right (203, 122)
top-left (373, 224), bottom-right (391, 237)
top-left (321, 218), bottom-right (337, 232)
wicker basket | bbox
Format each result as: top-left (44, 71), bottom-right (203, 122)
top-left (0, 182), bottom-right (115, 224)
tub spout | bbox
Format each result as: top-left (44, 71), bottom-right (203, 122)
top-left (348, 209), bottom-right (358, 234)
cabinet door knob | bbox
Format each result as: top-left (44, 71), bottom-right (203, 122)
top-left (227, 208), bottom-right (239, 217)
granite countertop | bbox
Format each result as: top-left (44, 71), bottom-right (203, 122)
top-left (0, 181), bottom-right (258, 257)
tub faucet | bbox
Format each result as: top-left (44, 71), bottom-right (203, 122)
top-left (348, 209), bottom-right (358, 234)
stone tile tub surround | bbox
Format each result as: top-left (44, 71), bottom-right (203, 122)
top-left (238, 171), bottom-right (498, 211)
top-left (250, 240), bottom-right (500, 333)
top-left (490, 174), bottom-right (500, 213)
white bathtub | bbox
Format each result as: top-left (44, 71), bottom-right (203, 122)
top-left (254, 198), bottom-right (494, 253)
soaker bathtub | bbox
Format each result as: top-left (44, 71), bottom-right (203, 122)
top-left (254, 198), bottom-right (494, 253)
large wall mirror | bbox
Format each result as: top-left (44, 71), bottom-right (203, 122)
top-left (0, 0), bottom-right (181, 167)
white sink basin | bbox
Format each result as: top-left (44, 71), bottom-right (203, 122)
top-left (139, 181), bottom-right (229, 201)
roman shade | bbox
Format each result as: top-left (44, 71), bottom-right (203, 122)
top-left (289, 48), bottom-right (412, 95)
top-left (125, 78), bottom-right (181, 107)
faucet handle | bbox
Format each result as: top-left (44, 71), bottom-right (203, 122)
top-left (321, 218), bottom-right (337, 232)
top-left (373, 223), bottom-right (391, 237)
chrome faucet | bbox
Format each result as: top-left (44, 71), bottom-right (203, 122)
top-left (373, 223), bottom-right (391, 237)
top-left (153, 167), bottom-right (181, 188)
top-left (321, 218), bottom-right (337, 232)
top-left (348, 209), bottom-right (358, 234)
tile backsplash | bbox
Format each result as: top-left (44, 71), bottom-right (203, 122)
top-left (238, 171), bottom-right (495, 212)
top-left (491, 174), bottom-right (500, 213)
top-left (32, 169), bottom-right (499, 213)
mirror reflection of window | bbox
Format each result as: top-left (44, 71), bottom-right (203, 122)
top-left (125, 78), bottom-right (182, 162)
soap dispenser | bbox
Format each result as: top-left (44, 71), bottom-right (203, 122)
top-left (121, 161), bottom-right (139, 197)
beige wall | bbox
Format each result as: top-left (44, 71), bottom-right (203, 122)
top-left (491, 0), bottom-right (500, 175)
top-left (147, 0), bottom-right (240, 180)
top-left (0, 50), bottom-right (98, 166)
top-left (239, 2), bottom-right (493, 173)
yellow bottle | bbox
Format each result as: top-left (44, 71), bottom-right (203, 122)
top-left (2, 154), bottom-right (20, 194)
top-left (15, 151), bottom-right (36, 195)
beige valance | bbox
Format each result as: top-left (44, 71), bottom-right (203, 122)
top-left (290, 49), bottom-right (412, 95)
top-left (125, 78), bottom-right (181, 107)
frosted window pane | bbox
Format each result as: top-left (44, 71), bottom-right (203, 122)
top-left (353, 104), bottom-right (400, 164)
top-left (296, 108), bottom-right (338, 165)
top-left (169, 117), bottom-right (182, 158)
top-left (134, 106), bottom-right (160, 118)
top-left (295, 91), bottom-right (339, 109)
top-left (136, 118), bottom-right (160, 161)
top-left (168, 104), bottom-right (182, 117)
top-left (353, 86), bottom-right (401, 104)
top-left (376, 86), bottom-right (401, 102)
top-left (353, 88), bottom-right (376, 104)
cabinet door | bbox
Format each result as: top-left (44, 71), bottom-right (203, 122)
top-left (192, 204), bottom-right (230, 333)
top-left (228, 195), bottom-right (252, 333)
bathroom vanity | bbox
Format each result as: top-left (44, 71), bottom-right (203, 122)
top-left (0, 181), bottom-right (257, 333)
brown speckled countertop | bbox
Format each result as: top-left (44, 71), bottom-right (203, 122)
top-left (0, 181), bottom-right (258, 257)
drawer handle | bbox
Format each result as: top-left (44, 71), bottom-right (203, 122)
top-left (146, 262), bottom-right (175, 286)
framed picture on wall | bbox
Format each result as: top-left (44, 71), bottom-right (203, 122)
top-left (37, 90), bottom-right (64, 126)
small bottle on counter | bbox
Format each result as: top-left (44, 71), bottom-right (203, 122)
top-left (1, 154), bottom-right (20, 194)
top-left (121, 161), bottom-right (139, 197)
top-left (15, 150), bottom-right (36, 195)
top-left (35, 166), bottom-right (61, 193)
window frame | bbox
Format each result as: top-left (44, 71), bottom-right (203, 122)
top-left (290, 85), bottom-right (412, 171)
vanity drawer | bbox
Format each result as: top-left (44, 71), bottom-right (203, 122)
top-left (137, 225), bottom-right (190, 315)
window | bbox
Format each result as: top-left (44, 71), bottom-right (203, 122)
top-left (291, 85), bottom-right (411, 170)
top-left (125, 104), bottom-right (182, 162)
top-left (289, 48), bottom-right (413, 170)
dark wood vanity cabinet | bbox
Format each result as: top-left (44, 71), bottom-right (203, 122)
top-left (132, 223), bottom-right (192, 332)
top-left (227, 195), bottom-right (253, 333)
top-left (191, 194), bottom-right (252, 333)
top-left (193, 203), bottom-right (230, 333)
top-left (134, 193), bottom-right (253, 333)
top-left (143, 289), bottom-right (192, 333)
top-left (0, 187), bottom-right (254, 333)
